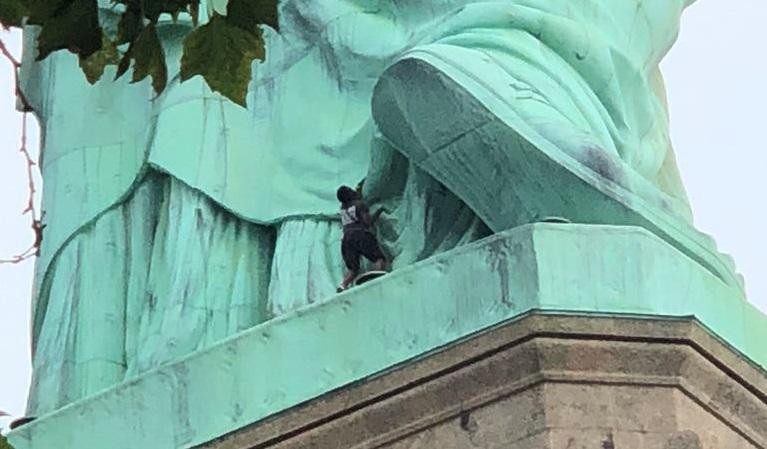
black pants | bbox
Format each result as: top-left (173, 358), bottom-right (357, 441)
top-left (342, 230), bottom-right (384, 272)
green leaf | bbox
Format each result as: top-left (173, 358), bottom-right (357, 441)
top-left (0, 0), bottom-right (29, 29)
top-left (0, 433), bottom-right (15, 449)
top-left (226, 0), bottom-right (278, 34)
top-left (139, 0), bottom-right (196, 22)
top-left (162, 0), bottom-right (193, 20)
top-left (180, 14), bottom-right (265, 106)
top-left (115, 45), bottom-right (131, 79)
top-left (127, 23), bottom-right (167, 93)
top-left (139, 0), bottom-right (163, 21)
top-left (26, 0), bottom-right (66, 25)
top-left (188, 0), bottom-right (198, 25)
top-left (78, 32), bottom-right (119, 83)
top-left (31, 0), bottom-right (102, 60)
top-left (116, 5), bottom-right (142, 45)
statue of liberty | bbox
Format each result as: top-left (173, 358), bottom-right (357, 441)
top-left (20, 0), bottom-right (741, 416)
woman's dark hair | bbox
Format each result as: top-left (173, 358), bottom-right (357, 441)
top-left (337, 185), bottom-right (359, 204)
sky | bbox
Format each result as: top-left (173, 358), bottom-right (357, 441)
top-left (1, 0), bottom-right (766, 426)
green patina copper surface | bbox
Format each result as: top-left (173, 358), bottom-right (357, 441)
top-left (19, 0), bottom-right (750, 420)
top-left (8, 224), bottom-right (765, 449)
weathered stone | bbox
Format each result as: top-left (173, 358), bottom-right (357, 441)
top-left (9, 225), bottom-right (766, 449)
top-left (664, 431), bottom-right (704, 449)
top-left (199, 315), bottom-right (766, 449)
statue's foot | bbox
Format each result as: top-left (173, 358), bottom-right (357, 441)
top-left (372, 48), bottom-right (742, 292)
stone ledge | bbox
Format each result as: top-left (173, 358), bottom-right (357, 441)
top-left (9, 224), bottom-right (767, 449)
top-left (199, 314), bottom-right (767, 449)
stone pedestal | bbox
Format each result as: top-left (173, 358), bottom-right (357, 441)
top-left (201, 314), bottom-right (767, 449)
top-left (9, 225), bottom-right (767, 449)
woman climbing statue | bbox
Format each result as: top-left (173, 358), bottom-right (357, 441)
top-left (336, 186), bottom-right (388, 292)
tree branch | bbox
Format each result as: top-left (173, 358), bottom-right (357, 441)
top-left (0, 36), bottom-right (42, 265)
top-left (0, 37), bottom-right (33, 111)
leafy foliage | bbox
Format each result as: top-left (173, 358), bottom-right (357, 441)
top-left (79, 31), bottom-right (119, 83)
top-left (0, 433), bottom-right (14, 449)
top-left (28, 0), bottom-right (102, 60)
top-left (226, 0), bottom-right (278, 34)
top-left (115, 4), bottom-right (142, 44)
top-left (116, 23), bottom-right (167, 94)
top-left (0, 0), bottom-right (27, 29)
top-left (0, 0), bottom-right (279, 106)
top-left (180, 0), bottom-right (276, 106)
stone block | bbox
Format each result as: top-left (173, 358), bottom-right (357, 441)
top-left (9, 226), bottom-right (767, 449)
top-left (201, 315), bottom-right (767, 449)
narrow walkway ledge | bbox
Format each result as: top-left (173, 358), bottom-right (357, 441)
top-left (200, 314), bottom-right (767, 449)
top-left (9, 224), bottom-right (767, 449)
